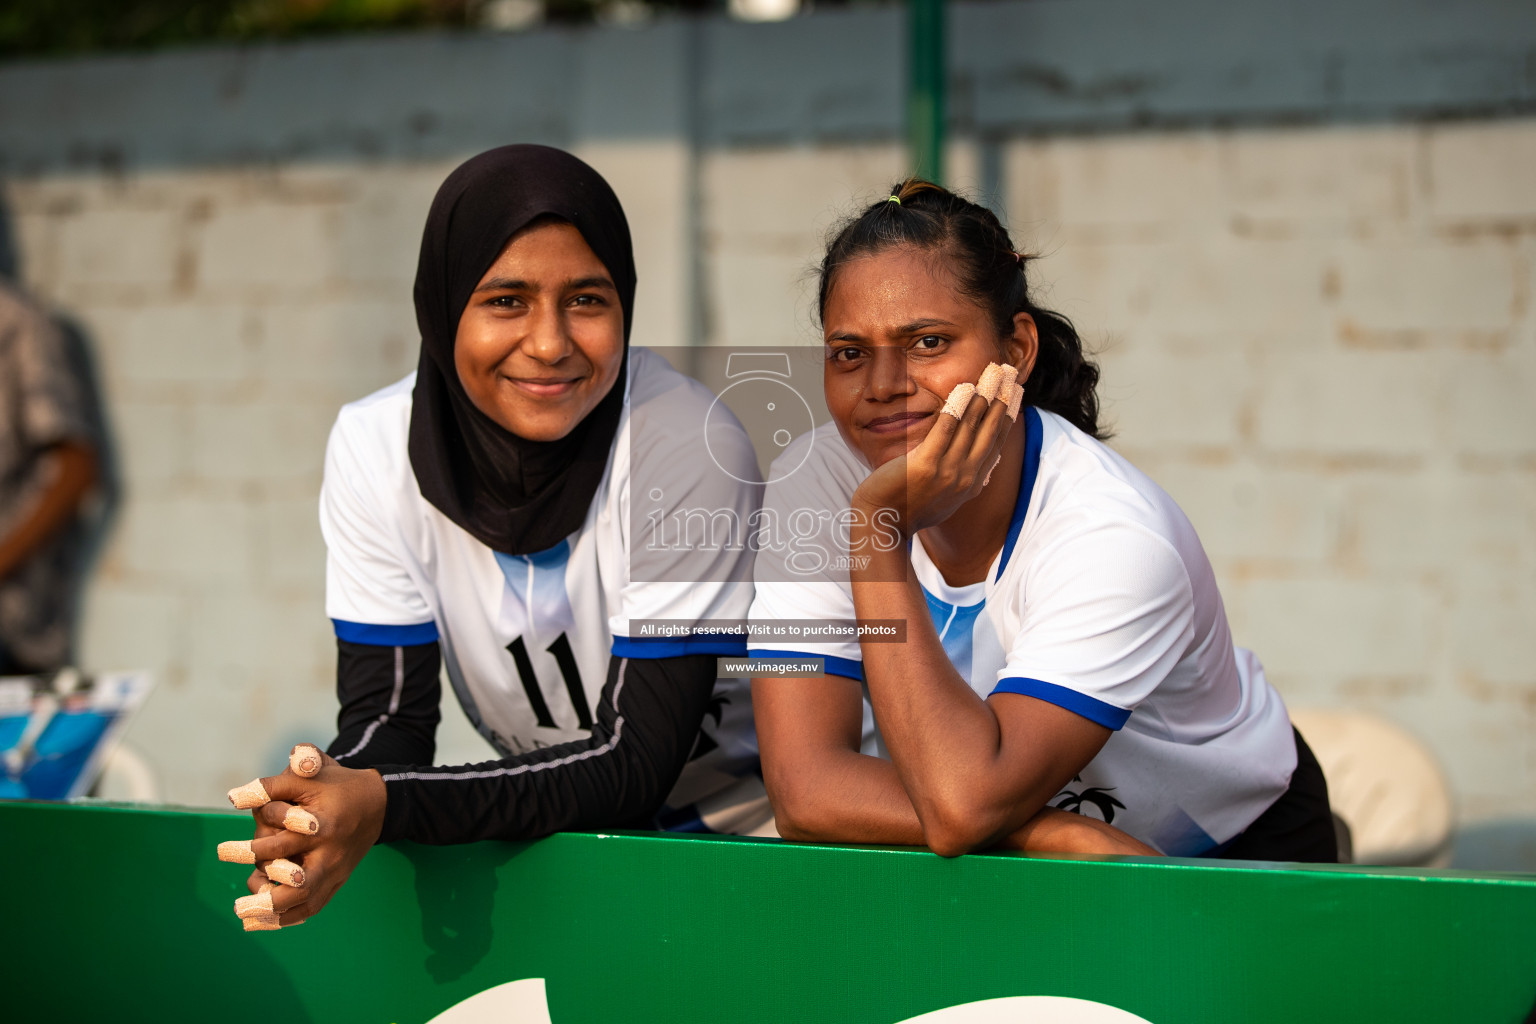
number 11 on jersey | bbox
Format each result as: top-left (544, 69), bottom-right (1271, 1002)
top-left (507, 634), bottom-right (593, 731)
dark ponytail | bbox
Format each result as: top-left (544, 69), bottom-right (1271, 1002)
top-left (817, 179), bottom-right (1105, 439)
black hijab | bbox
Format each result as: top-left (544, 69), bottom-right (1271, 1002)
top-left (408, 145), bottom-right (636, 555)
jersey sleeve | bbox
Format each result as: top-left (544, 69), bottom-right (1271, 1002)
top-left (328, 638), bottom-right (442, 768)
top-left (609, 371), bottom-right (760, 660)
top-left (746, 578), bottom-right (863, 679)
top-left (319, 408), bottom-right (438, 645)
top-left (991, 522), bottom-right (1196, 730)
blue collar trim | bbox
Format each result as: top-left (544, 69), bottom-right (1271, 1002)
top-left (995, 406), bottom-right (1042, 583)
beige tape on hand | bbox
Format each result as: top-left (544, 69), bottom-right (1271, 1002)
top-left (227, 779), bottom-right (270, 810)
top-left (976, 363), bottom-right (1006, 402)
top-left (235, 892), bottom-right (275, 919)
top-left (217, 840), bottom-right (256, 865)
top-left (289, 744), bottom-right (322, 778)
top-left (1005, 382), bottom-right (1024, 421)
top-left (242, 912), bottom-right (282, 932)
top-left (998, 364), bottom-right (1019, 394)
top-left (265, 858), bottom-right (306, 888)
top-left (942, 383), bottom-right (976, 419)
top-left (282, 807), bottom-right (319, 835)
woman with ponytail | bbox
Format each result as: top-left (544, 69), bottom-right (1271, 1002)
top-left (747, 180), bottom-right (1335, 861)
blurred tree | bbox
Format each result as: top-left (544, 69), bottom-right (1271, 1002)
top-left (0, 1), bottom-right (477, 58)
top-left (0, 0), bottom-right (740, 59)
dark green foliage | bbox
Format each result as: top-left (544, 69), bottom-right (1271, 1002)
top-left (0, 0), bottom-right (472, 59)
top-left (0, 0), bottom-right (747, 59)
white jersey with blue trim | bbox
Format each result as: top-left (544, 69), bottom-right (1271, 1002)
top-left (748, 407), bottom-right (1296, 855)
top-left (320, 347), bottom-right (768, 832)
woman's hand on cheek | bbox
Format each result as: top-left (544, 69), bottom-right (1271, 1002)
top-left (852, 374), bottom-right (1015, 538)
top-left (241, 750), bottom-right (388, 927)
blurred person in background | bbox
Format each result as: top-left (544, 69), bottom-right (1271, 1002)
top-left (0, 279), bottom-right (98, 677)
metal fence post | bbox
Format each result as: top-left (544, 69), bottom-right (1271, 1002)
top-left (907, 0), bottom-right (946, 184)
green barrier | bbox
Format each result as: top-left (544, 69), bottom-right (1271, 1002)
top-left (3, 801), bottom-right (1534, 1023)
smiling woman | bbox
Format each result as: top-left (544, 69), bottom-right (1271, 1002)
top-left (219, 146), bottom-right (771, 930)
top-left (748, 180), bottom-right (1337, 863)
top-left (451, 219), bottom-right (626, 443)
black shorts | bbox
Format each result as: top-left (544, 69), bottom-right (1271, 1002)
top-left (1212, 727), bottom-right (1339, 864)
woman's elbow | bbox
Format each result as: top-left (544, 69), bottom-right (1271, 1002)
top-left (773, 812), bottom-right (820, 843)
top-left (765, 795), bottom-right (816, 843)
top-left (920, 798), bottom-right (1002, 858)
top-left (763, 778), bottom-right (835, 843)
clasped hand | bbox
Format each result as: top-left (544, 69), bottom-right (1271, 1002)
top-left (217, 745), bottom-right (388, 930)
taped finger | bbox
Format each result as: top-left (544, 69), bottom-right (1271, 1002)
top-left (997, 364), bottom-right (1018, 394)
top-left (976, 363), bottom-right (1006, 402)
top-left (289, 744), bottom-right (322, 778)
top-left (218, 840), bottom-right (256, 865)
top-left (250, 830), bottom-right (309, 865)
top-left (265, 882), bottom-right (310, 913)
top-left (282, 806), bottom-right (319, 836)
top-left (941, 382), bottom-right (976, 419)
top-left (235, 892), bottom-right (274, 918)
top-left (227, 779), bottom-right (270, 810)
top-left (255, 799), bottom-right (295, 831)
top-left (1005, 382), bottom-right (1024, 421)
top-left (243, 912), bottom-right (282, 932)
top-left (265, 858), bottom-right (306, 888)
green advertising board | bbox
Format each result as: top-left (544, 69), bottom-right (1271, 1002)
top-left (2, 800), bottom-right (1533, 1022)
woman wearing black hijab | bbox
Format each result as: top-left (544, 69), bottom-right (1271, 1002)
top-left (232, 146), bottom-right (765, 926)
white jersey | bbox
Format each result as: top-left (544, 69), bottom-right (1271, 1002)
top-left (748, 407), bottom-right (1296, 855)
top-left (321, 347), bottom-right (767, 830)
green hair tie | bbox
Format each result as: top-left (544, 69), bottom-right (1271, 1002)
top-left (887, 194), bottom-right (901, 205)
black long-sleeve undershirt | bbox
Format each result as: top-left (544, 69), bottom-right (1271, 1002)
top-left (325, 639), bottom-right (717, 845)
top-left (328, 640), bottom-right (442, 768)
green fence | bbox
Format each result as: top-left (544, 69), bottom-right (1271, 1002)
top-left (4, 801), bottom-right (1534, 1022)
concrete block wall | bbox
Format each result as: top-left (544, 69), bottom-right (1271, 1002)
top-left (1, 2), bottom-right (1531, 841)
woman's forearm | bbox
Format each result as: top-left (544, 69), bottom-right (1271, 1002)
top-left (375, 654), bottom-right (715, 844)
top-left (850, 538), bottom-right (1027, 852)
top-left (778, 753), bottom-right (1155, 857)
top-left (753, 673), bottom-right (929, 844)
top-left (329, 640), bottom-right (443, 768)
top-left (753, 656), bottom-right (1149, 856)
top-left (849, 517), bottom-right (1109, 855)
top-left (770, 747), bottom-right (927, 845)
top-left (1000, 807), bottom-right (1160, 857)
